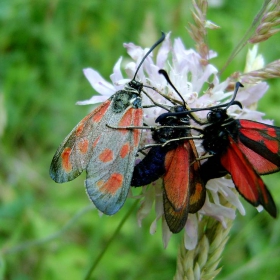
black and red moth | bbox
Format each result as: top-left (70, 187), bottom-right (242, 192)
top-left (131, 79), bottom-right (206, 233)
top-left (200, 82), bottom-right (278, 217)
top-left (133, 79), bottom-right (279, 230)
top-left (49, 33), bottom-right (165, 215)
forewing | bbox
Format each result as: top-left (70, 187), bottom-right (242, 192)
top-left (163, 189), bottom-right (189, 233)
top-left (85, 107), bottom-right (143, 215)
top-left (50, 100), bottom-right (112, 182)
top-left (221, 137), bottom-right (277, 217)
top-left (162, 143), bottom-right (190, 233)
top-left (163, 143), bottom-right (190, 211)
top-left (163, 140), bottom-right (204, 233)
top-left (238, 140), bottom-right (279, 175)
top-left (239, 119), bottom-right (280, 169)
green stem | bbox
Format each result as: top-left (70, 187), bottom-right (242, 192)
top-left (83, 200), bottom-right (139, 280)
top-left (219, 0), bottom-right (271, 76)
top-left (2, 205), bottom-right (95, 255)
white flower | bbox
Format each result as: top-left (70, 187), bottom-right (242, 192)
top-left (244, 45), bottom-right (265, 73)
top-left (76, 58), bottom-right (124, 105)
top-left (78, 33), bottom-right (270, 249)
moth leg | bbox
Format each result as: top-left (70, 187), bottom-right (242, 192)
top-left (162, 134), bottom-right (204, 147)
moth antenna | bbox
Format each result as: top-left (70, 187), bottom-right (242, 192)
top-left (188, 82), bottom-right (244, 112)
top-left (133, 32), bottom-right (166, 80)
top-left (225, 82), bottom-right (244, 109)
top-left (158, 69), bottom-right (187, 108)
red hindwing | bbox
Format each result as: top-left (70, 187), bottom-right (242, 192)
top-left (237, 140), bottom-right (279, 175)
top-left (221, 136), bottom-right (277, 217)
top-left (239, 119), bottom-right (280, 172)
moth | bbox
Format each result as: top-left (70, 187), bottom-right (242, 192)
top-left (50, 33), bottom-right (166, 215)
top-left (200, 82), bottom-right (278, 217)
top-left (163, 81), bottom-right (278, 216)
top-left (131, 70), bottom-right (205, 233)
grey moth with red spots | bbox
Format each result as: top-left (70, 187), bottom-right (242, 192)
top-left (49, 33), bottom-right (166, 215)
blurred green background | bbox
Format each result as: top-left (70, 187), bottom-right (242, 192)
top-left (1, 0), bottom-right (280, 279)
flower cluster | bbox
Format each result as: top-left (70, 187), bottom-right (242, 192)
top-left (77, 32), bottom-right (272, 249)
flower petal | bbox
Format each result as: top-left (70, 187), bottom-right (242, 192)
top-left (124, 43), bottom-right (144, 60)
top-left (156, 32), bottom-right (171, 68)
top-left (110, 57), bottom-right (124, 90)
top-left (83, 68), bottom-right (115, 95)
top-left (76, 95), bottom-right (109, 105)
top-left (184, 215), bottom-right (198, 250)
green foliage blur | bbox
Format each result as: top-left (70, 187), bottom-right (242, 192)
top-left (1, 0), bottom-right (280, 279)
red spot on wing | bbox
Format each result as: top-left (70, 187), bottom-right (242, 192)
top-left (96, 180), bottom-right (104, 188)
top-left (92, 136), bottom-right (100, 149)
top-left (76, 114), bottom-right (91, 136)
top-left (61, 147), bottom-right (72, 172)
top-left (264, 138), bottom-right (278, 154)
top-left (99, 148), bottom-right (114, 163)
top-left (240, 129), bottom-right (262, 142)
top-left (239, 120), bottom-right (278, 154)
top-left (78, 139), bottom-right (89, 154)
top-left (240, 120), bottom-right (277, 136)
top-left (163, 144), bottom-right (189, 211)
top-left (92, 101), bottom-right (111, 123)
top-left (118, 109), bottom-right (132, 135)
top-left (76, 123), bottom-right (84, 136)
top-left (120, 143), bottom-right (130, 158)
top-left (118, 108), bottom-right (143, 137)
top-left (134, 108), bottom-right (143, 125)
top-left (133, 130), bottom-right (141, 148)
top-left (267, 128), bottom-right (277, 137)
top-left (98, 173), bottom-right (124, 195)
top-left (133, 109), bottom-right (143, 146)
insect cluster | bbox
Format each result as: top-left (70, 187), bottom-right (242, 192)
top-left (50, 33), bottom-right (279, 233)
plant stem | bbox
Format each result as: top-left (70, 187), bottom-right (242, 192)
top-left (83, 200), bottom-right (139, 280)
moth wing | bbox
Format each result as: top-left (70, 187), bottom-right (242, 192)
top-left (50, 100), bottom-right (112, 182)
top-left (131, 146), bottom-right (168, 187)
top-left (163, 189), bottom-right (189, 234)
top-left (85, 107), bottom-right (143, 215)
top-left (163, 144), bottom-right (190, 211)
top-left (162, 143), bottom-right (190, 233)
top-left (188, 141), bottom-right (206, 213)
top-left (163, 140), bottom-right (206, 233)
top-left (239, 119), bottom-right (280, 170)
top-left (237, 140), bottom-right (279, 175)
top-left (221, 137), bottom-right (277, 217)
